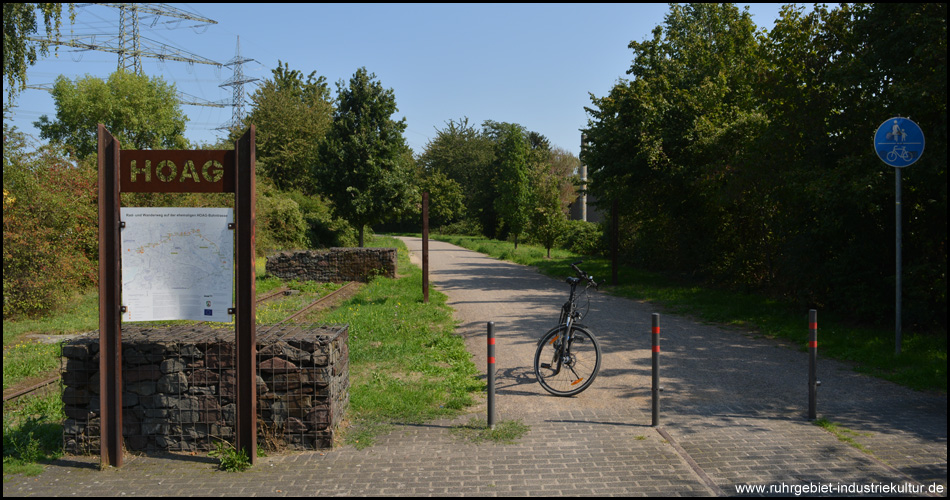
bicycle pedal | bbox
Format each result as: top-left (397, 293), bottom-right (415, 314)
top-left (540, 363), bottom-right (551, 369)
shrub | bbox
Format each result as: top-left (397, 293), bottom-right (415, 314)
top-left (560, 220), bottom-right (604, 256)
top-left (3, 131), bottom-right (98, 317)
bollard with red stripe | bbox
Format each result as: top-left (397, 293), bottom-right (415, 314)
top-left (652, 313), bottom-right (660, 427)
top-left (487, 322), bottom-right (495, 429)
top-left (808, 309), bottom-right (818, 420)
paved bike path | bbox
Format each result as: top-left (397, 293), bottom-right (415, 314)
top-left (396, 237), bottom-right (947, 493)
top-left (3, 237), bottom-right (945, 496)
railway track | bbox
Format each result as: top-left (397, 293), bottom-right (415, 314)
top-left (3, 282), bottom-right (359, 403)
top-left (260, 281), bottom-right (360, 332)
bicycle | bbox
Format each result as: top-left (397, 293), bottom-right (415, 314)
top-left (533, 261), bottom-right (602, 396)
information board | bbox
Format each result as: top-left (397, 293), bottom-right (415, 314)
top-left (120, 207), bottom-right (234, 322)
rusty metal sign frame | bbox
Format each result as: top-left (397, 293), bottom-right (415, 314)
top-left (97, 124), bottom-right (257, 467)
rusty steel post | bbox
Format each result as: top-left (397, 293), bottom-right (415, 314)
top-left (97, 124), bottom-right (123, 467)
top-left (422, 191), bottom-right (429, 303)
top-left (611, 200), bottom-right (619, 286)
top-left (234, 126), bottom-right (257, 463)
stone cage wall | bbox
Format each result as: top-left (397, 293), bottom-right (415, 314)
top-left (61, 324), bottom-right (349, 454)
top-left (266, 248), bottom-right (397, 283)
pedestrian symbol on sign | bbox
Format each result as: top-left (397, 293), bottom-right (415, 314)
top-left (874, 117), bottom-right (924, 168)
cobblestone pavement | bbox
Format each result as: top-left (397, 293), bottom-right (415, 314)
top-left (3, 237), bottom-right (945, 497)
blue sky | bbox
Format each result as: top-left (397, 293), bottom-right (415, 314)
top-left (4, 3), bottom-right (793, 158)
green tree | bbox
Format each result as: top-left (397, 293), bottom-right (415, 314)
top-left (418, 118), bottom-right (496, 235)
top-left (417, 168), bottom-right (467, 228)
top-left (241, 61), bottom-right (333, 193)
top-left (584, 2), bottom-right (946, 328)
top-left (490, 121), bottom-right (531, 248)
top-left (3, 3), bottom-right (72, 102)
top-left (315, 67), bottom-right (417, 247)
top-left (529, 145), bottom-right (575, 258)
top-left (35, 71), bottom-right (188, 158)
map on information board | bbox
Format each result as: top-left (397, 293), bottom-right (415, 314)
top-left (121, 207), bottom-right (233, 322)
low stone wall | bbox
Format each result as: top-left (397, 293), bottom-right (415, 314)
top-left (61, 324), bottom-right (348, 454)
top-left (266, 248), bottom-right (397, 282)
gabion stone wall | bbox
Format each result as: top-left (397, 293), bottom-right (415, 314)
top-left (266, 248), bottom-right (396, 282)
top-left (62, 324), bottom-right (349, 454)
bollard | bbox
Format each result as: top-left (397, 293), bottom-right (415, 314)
top-left (652, 313), bottom-right (660, 427)
top-left (487, 321), bottom-right (496, 429)
top-left (808, 309), bottom-right (818, 420)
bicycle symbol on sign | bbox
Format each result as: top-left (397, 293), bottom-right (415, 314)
top-left (886, 146), bottom-right (915, 163)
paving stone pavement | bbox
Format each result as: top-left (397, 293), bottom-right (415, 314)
top-left (3, 237), bottom-right (946, 497)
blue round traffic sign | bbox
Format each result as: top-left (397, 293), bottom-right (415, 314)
top-left (874, 117), bottom-right (925, 168)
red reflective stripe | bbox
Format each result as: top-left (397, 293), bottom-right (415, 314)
top-left (809, 322), bottom-right (817, 330)
top-left (652, 327), bottom-right (660, 334)
top-left (488, 338), bottom-right (495, 345)
top-left (809, 341), bottom-right (818, 348)
top-left (488, 357), bottom-right (495, 364)
top-left (652, 346), bottom-right (660, 353)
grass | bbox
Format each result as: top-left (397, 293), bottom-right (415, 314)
top-left (2, 340), bottom-right (61, 391)
top-left (430, 233), bottom-right (947, 393)
top-left (813, 418), bottom-right (873, 454)
top-left (318, 237), bottom-right (484, 448)
top-left (449, 417), bottom-right (530, 444)
top-left (2, 238), bottom-right (483, 475)
top-left (2, 391), bottom-right (65, 476)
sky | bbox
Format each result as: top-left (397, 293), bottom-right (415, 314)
top-left (4, 3), bottom-right (794, 158)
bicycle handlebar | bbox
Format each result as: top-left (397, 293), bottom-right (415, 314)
top-left (570, 260), bottom-right (599, 289)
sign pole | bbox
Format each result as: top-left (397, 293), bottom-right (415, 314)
top-left (97, 124), bottom-right (123, 468)
top-left (234, 125), bottom-right (257, 463)
top-left (873, 117), bottom-right (924, 356)
top-left (895, 168), bottom-right (902, 356)
top-left (422, 191), bottom-right (429, 303)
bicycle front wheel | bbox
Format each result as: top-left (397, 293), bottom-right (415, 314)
top-left (534, 325), bottom-right (601, 396)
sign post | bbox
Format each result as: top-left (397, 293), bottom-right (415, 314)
top-left (96, 124), bottom-right (256, 467)
top-left (873, 117), bottom-right (924, 356)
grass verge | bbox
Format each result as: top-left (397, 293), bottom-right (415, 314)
top-left (317, 237), bottom-right (483, 449)
top-left (430, 234), bottom-right (946, 393)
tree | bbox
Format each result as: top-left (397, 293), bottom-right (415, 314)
top-left (548, 146), bottom-right (581, 210)
top-left (242, 61), bottom-right (333, 193)
top-left (491, 121), bottom-right (531, 248)
top-left (529, 145), bottom-right (575, 258)
top-left (584, 2), bottom-right (946, 328)
top-left (418, 117), bottom-right (496, 234)
top-left (3, 3), bottom-right (72, 102)
top-left (35, 71), bottom-right (188, 158)
top-left (416, 167), bottom-right (466, 228)
top-left (315, 67), bottom-right (417, 247)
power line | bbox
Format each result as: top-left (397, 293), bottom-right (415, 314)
top-left (25, 3), bottom-right (258, 137)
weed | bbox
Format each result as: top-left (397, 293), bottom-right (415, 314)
top-left (813, 418), bottom-right (873, 454)
top-left (208, 440), bottom-right (251, 472)
top-left (450, 417), bottom-right (530, 444)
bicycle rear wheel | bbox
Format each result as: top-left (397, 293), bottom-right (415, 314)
top-left (534, 325), bottom-right (601, 396)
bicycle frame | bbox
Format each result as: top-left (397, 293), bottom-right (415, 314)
top-left (541, 275), bottom-right (587, 376)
